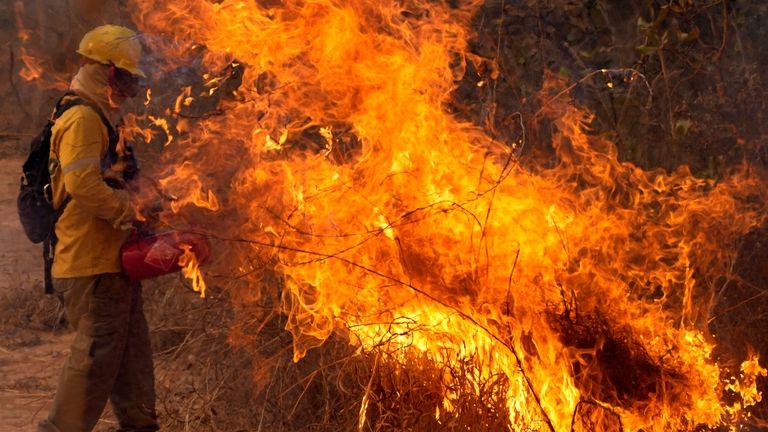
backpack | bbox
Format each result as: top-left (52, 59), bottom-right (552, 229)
top-left (17, 92), bottom-right (118, 293)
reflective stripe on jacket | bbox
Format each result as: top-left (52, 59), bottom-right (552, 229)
top-left (49, 103), bottom-right (132, 277)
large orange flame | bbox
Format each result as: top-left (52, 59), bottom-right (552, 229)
top-left (126, 0), bottom-right (766, 430)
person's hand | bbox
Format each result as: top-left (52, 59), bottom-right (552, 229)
top-left (113, 190), bottom-right (137, 231)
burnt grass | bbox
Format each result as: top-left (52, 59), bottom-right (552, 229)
top-left (547, 310), bottom-right (684, 410)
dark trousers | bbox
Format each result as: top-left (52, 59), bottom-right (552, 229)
top-left (38, 273), bottom-right (158, 432)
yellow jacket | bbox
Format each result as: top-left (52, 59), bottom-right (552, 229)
top-left (49, 98), bottom-right (133, 278)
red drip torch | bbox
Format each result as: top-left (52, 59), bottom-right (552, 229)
top-left (121, 230), bottom-right (210, 282)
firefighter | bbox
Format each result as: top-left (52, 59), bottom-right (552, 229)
top-left (37, 25), bottom-right (159, 432)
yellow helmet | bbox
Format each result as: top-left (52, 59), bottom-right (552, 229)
top-left (77, 25), bottom-right (146, 78)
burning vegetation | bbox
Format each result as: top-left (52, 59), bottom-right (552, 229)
top-left (10, 0), bottom-right (768, 431)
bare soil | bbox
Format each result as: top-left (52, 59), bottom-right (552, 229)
top-left (0, 156), bottom-right (127, 432)
top-left (0, 158), bottom-right (41, 291)
top-left (0, 331), bottom-right (72, 431)
top-left (0, 156), bottom-right (62, 431)
top-left (0, 157), bottom-right (120, 432)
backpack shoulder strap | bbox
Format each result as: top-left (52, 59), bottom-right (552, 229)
top-left (52, 92), bottom-right (120, 164)
top-left (53, 92), bottom-right (115, 135)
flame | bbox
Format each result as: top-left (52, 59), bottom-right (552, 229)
top-left (18, 47), bottom-right (44, 82)
top-left (178, 243), bottom-right (207, 298)
top-left (144, 88), bottom-right (153, 107)
top-left (121, 113), bottom-right (155, 146)
top-left (148, 115), bottom-right (175, 146)
top-left (127, 0), bottom-right (768, 430)
top-left (13, 2), bottom-right (70, 90)
top-left (157, 161), bottom-right (220, 213)
top-left (727, 354), bottom-right (768, 411)
top-left (14, 1), bottom-right (31, 43)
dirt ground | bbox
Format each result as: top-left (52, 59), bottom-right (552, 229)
top-left (0, 157), bottom-right (44, 290)
top-left (0, 156), bottom-right (63, 431)
top-left (0, 331), bottom-right (72, 431)
top-left (0, 157), bottom-right (121, 431)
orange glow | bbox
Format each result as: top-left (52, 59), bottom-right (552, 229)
top-left (14, 3), bottom-right (70, 91)
top-left (727, 353), bottom-right (768, 411)
top-left (18, 47), bottom-right (44, 82)
top-left (157, 161), bottom-right (220, 214)
top-left (178, 243), bottom-right (207, 298)
top-left (126, 0), bottom-right (767, 430)
top-left (14, 1), bottom-right (31, 43)
top-left (148, 115), bottom-right (175, 146)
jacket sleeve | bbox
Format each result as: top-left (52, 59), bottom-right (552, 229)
top-left (57, 109), bottom-right (134, 228)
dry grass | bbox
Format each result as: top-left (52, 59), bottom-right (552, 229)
top-left (143, 270), bottom-right (366, 432)
top-left (139, 248), bottom-right (768, 432)
top-left (142, 271), bottom-right (526, 432)
top-left (1, 241), bottom-right (765, 431)
top-left (0, 283), bottom-right (64, 337)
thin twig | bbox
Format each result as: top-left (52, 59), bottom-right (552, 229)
top-left (570, 399), bottom-right (624, 432)
top-left (257, 355), bottom-right (282, 432)
top-left (505, 248), bottom-right (520, 318)
top-left (657, 46), bottom-right (675, 133)
top-left (358, 354), bottom-right (379, 432)
top-left (534, 68), bottom-right (652, 120)
top-left (715, 0), bottom-right (728, 62)
top-left (510, 111), bottom-right (526, 157)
